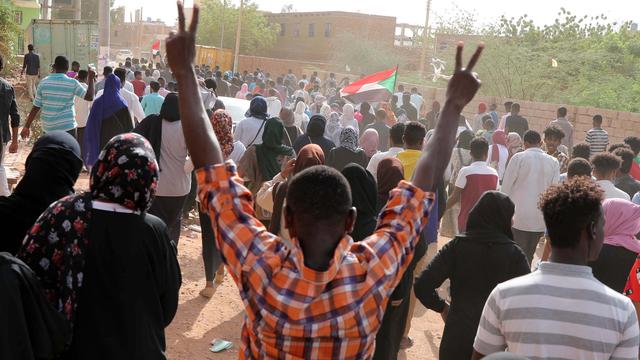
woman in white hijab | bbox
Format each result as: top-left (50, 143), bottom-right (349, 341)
top-left (320, 103), bottom-right (331, 120)
top-left (340, 103), bottom-right (360, 138)
top-left (294, 101), bottom-right (310, 132)
top-left (324, 111), bottom-right (343, 146)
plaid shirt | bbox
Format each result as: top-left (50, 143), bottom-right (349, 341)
top-left (197, 162), bottom-right (433, 359)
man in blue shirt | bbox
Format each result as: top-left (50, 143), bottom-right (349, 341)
top-left (21, 44), bottom-right (40, 101)
top-left (21, 56), bottom-right (95, 139)
top-left (141, 81), bottom-right (165, 116)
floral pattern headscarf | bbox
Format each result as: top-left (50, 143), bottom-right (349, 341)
top-left (91, 133), bottom-right (159, 212)
top-left (340, 127), bottom-right (358, 151)
top-left (210, 109), bottom-right (235, 159)
top-left (18, 133), bottom-right (159, 331)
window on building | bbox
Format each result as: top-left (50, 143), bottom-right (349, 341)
top-left (324, 23), bottom-right (332, 37)
top-left (14, 11), bottom-right (23, 25)
top-left (293, 23), bottom-right (300, 37)
top-left (308, 23), bottom-right (315, 37)
top-left (280, 23), bottom-right (286, 36)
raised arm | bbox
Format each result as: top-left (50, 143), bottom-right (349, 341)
top-left (166, 2), bottom-right (223, 167)
top-left (413, 43), bottom-right (483, 193)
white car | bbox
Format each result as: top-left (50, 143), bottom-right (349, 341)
top-left (217, 97), bottom-right (250, 125)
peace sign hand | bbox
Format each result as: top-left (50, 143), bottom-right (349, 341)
top-left (446, 42), bottom-right (484, 109)
top-left (166, 1), bottom-right (199, 76)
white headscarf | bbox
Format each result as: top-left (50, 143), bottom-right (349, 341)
top-left (340, 104), bottom-right (359, 137)
top-left (293, 101), bottom-right (309, 130)
top-left (320, 103), bottom-right (331, 120)
top-left (324, 111), bottom-right (343, 146)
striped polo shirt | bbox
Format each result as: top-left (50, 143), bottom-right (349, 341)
top-left (33, 73), bottom-right (87, 132)
top-left (474, 262), bottom-right (639, 359)
top-left (586, 127), bottom-right (609, 155)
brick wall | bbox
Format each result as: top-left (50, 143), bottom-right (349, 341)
top-left (413, 86), bottom-right (640, 146)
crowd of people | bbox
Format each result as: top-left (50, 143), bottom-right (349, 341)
top-left (1, 3), bottom-right (640, 359)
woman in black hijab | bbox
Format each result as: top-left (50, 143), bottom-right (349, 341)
top-left (18, 133), bottom-right (181, 359)
top-left (0, 131), bottom-right (83, 254)
top-left (292, 114), bottom-right (336, 156)
top-left (341, 163), bottom-right (378, 242)
top-left (414, 191), bottom-right (530, 360)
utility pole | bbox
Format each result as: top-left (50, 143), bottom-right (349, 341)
top-left (99, 0), bottom-right (111, 61)
top-left (233, 0), bottom-right (244, 73)
top-left (73, 0), bottom-right (81, 20)
top-left (418, 0), bottom-right (432, 78)
top-left (220, 0), bottom-right (226, 48)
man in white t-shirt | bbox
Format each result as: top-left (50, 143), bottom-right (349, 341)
top-left (410, 87), bottom-right (424, 116)
top-left (592, 152), bottom-right (631, 200)
top-left (501, 130), bottom-right (560, 264)
top-left (74, 70), bottom-right (92, 162)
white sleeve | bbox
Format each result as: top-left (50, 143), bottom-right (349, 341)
top-left (501, 156), bottom-right (519, 195)
top-left (611, 302), bottom-right (640, 360)
top-left (473, 287), bottom-right (506, 356)
top-left (132, 96), bottom-right (145, 123)
top-left (366, 154), bottom-right (380, 178)
top-left (454, 167), bottom-right (468, 189)
top-left (255, 173), bottom-right (285, 213)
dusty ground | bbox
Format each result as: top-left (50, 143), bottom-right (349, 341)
top-left (7, 141), bottom-right (446, 360)
top-left (166, 226), bottom-right (448, 360)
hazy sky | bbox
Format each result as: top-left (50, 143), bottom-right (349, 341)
top-left (113, 0), bottom-right (640, 28)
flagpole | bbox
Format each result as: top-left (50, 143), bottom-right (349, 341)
top-left (391, 64), bottom-right (399, 102)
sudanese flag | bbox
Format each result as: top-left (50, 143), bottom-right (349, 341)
top-left (340, 66), bottom-right (397, 104)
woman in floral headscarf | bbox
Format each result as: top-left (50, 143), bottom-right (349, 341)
top-left (507, 132), bottom-right (524, 164)
top-left (211, 109), bottom-right (246, 163)
top-left (198, 109), bottom-right (246, 298)
top-left (324, 112), bottom-right (343, 146)
top-left (18, 133), bottom-right (181, 359)
top-left (326, 127), bottom-right (368, 171)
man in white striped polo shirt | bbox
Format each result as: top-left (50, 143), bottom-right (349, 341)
top-left (21, 56), bottom-right (95, 140)
top-left (585, 115), bottom-right (609, 155)
top-left (473, 178), bottom-right (639, 360)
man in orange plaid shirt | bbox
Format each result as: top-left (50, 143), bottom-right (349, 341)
top-left (166, 3), bottom-right (484, 358)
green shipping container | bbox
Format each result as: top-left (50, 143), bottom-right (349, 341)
top-left (24, 19), bottom-right (99, 73)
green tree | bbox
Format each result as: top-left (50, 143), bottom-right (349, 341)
top-left (0, 2), bottom-right (19, 60)
top-left (197, 0), bottom-right (278, 54)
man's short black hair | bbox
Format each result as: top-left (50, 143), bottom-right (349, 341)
top-left (103, 66), bottom-right (113, 76)
top-left (608, 143), bottom-right (630, 153)
top-left (77, 70), bottom-right (88, 81)
top-left (567, 158), bottom-right (592, 178)
top-left (390, 123), bottom-right (405, 146)
top-left (557, 107), bottom-right (568, 117)
top-left (572, 143), bottom-right (591, 160)
top-left (287, 165), bottom-right (352, 221)
top-left (27, 44), bottom-right (34, 51)
top-left (204, 78), bottom-right (217, 90)
top-left (134, 70), bottom-right (141, 76)
top-left (375, 109), bottom-right (387, 120)
top-left (511, 103), bottom-right (521, 112)
top-left (125, 60), bottom-right (132, 68)
top-left (614, 147), bottom-right (635, 174)
top-left (150, 81), bottom-right (160, 92)
top-left (593, 114), bottom-right (603, 124)
top-left (215, 70), bottom-right (222, 78)
top-left (470, 136), bottom-right (489, 159)
top-left (71, 60), bottom-right (80, 67)
top-left (624, 136), bottom-right (640, 155)
top-left (113, 68), bottom-right (127, 85)
top-left (591, 152), bottom-right (621, 175)
top-left (539, 178), bottom-right (603, 249)
top-left (403, 121), bottom-right (426, 147)
top-left (53, 56), bottom-right (69, 72)
top-left (504, 101), bottom-right (513, 108)
top-left (398, 84), bottom-right (404, 91)
top-left (544, 125), bottom-right (565, 140)
top-left (523, 130), bottom-right (541, 145)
